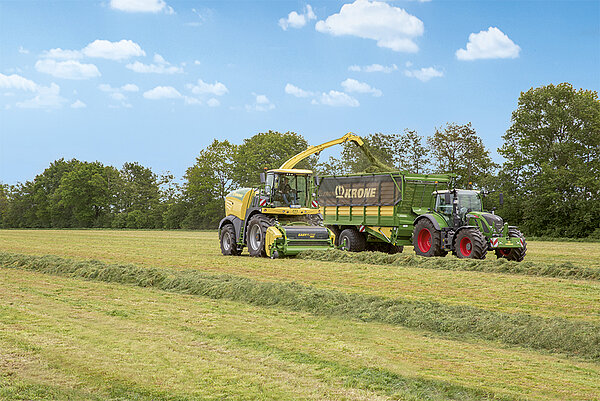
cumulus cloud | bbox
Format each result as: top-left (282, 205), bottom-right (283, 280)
top-left (206, 98), bottom-right (220, 107)
top-left (110, 0), bottom-right (173, 14)
top-left (121, 83), bottom-right (139, 92)
top-left (315, 0), bottom-right (423, 52)
top-left (82, 39), bottom-right (146, 60)
top-left (16, 83), bottom-right (66, 109)
top-left (284, 83), bottom-right (313, 98)
top-left (187, 79), bottom-right (228, 96)
top-left (126, 54), bottom-right (183, 74)
top-left (404, 66), bottom-right (444, 82)
top-left (456, 27), bottom-right (520, 60)
top-left (71, 99), bottom-right (86, 108)
top-left (348, 63), bottom-right (398, 73)
top-left (279, 5), bottom-right (316, 30)
top-left (0, 73), bottom-right (38, 92)
top-left (41, 48), bottom-right (83, 60)
top-left (312, 90), bottom-right (359, 107)
top-left (35, 59), bottom-right (101, 80)
top-left (341, 78), bottom-right (382, 96)
top-left (245, 94), bottom-right (275, 111)
top-left (18, 46), bottom-right (29, 54)
top-left (143, 86), bottom-right (182, 99)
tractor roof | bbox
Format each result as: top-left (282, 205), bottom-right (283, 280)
top-left (268, 168), bottom-right (313, 175)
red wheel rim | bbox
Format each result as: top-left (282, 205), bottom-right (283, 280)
top-left (460, 237), bottom-right (472, 256)
top-left (499, 248), bottom-right (511, 256)
top-left (417, 228), bottom-right (431, 252)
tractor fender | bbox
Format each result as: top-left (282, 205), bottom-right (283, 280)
top-left (219, 215), bottom-right (243, 240)
top-left (413, 214), bottom-right (446, 231)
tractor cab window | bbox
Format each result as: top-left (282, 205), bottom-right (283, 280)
top-left (457, 190), bottom-right (482, 218)
top-left (271, 174), bottom-right (308, 207)
top-left (435, 193), bottom-right (453, 220)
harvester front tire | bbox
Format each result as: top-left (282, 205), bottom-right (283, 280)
top-left (246, 215), bottom-right (274, 257)
top-left (455, 228), bottom-right (487, 259)
top-left (220, 224), bottom-right (241, 256)
top-left (495, 228), bottom-right (527, 262)
top-left (339, 229), bottom-right (366, 252)
top-left (413, 219), bottom-right (444, 257)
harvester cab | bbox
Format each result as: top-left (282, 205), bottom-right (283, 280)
top-left (414, 188), bottom-right (527, 261)
top-left (219, 133), bottom-right (365, 258)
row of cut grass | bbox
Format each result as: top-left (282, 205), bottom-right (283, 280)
top-left (1, 230), bottom-right (599, 323)
top-left (2, 268), bottom-right (600, 400)
top-left (2, 251), bottom-right (600, 362)
top-left (297, 249), bottom-right (600, 281)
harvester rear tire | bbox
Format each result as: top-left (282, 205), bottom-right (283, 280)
top-left (327, 225), bottom-right (342, 246)
top-left (495, 228), bottom-right (527, 262)
top-left (339, 229), bottom-right (366, 252)
top-left (246, 214), bottom-right (275, 257)
top-left (455, 228), bottom-right (487, 259)
top-left (220, 224), bottom-right (241, 256)
top-left (413, 219), bottom-right (444, 257)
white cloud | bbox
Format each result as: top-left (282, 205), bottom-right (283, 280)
top-left (16, 83), bottom-right (66, 109)
top-left (71, 100), bottom-right (86, 108)
top-left (143, 86), bottom-right (182, 99)
top-left (284, 83), bottom-right (313, 98)
top-left (42, 48), bottom-right (83, 60)
top-left (35, 59), bottom-right (101, 80)
top-left (341, 78), bottom-right (382, 96)
top-left (111, 92), bottom-right (127, 101)
top-left (313, 90), bottom-right (359, 107)
top-left (404, 66), bottom-right (444, 82)
top-left (456, 27), bottom-right (520, 60)
top-left (187, 79), bottom-right (228, 96)
top-left (0, 73), bottom-right (38, 92)
top-left (207, 98), bottom-right (220, 107)
top-left (82, 39), bottom-right (145, 60)
top-left (279, 5), bottom-right (316, 30)
top-left (126, 53), bottom-right (183, 74)
top-left (194, 60), bottom-right (201, 65)
top-left (110, 0), bottom-right (173, 14)
top-left (246, 94), bottom-right (275, 111)
top-left (18, 46), bottom-right (29, 54)
top-left (121, 83), bottom-right (139, 92)
top-left (315, 0), bottom-right (423, 52)
top-left (348, 63), bottom-right (398, 73)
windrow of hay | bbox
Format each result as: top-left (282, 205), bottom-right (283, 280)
top-left (297, 249), bottom-right (600, 281)
top-left (2, 252), bottom-right (599, 361)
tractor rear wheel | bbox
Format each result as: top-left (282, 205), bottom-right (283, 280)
top-left (246, 214), bottom-right (275, 257)
top-left (495, 228), bottom-right (527, 262)
top-left (339, 228), bottom-right (366, 252)
top-left (413, 219), bottom-right (444, 257)
top-left (455, 228), bottom-right (487, 259)
top-left (220, 224), bottom-right (241, 256)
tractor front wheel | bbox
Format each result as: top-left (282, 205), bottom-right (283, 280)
top-left (220, 224), bottom-right (241, 256)
top-left (339, 228), bottom-right (366, 252)
top-left (495, 228), bottom-right (527, 262)
top-left (246, 214), bottom-right (274, 257)
top-left (413, 219), bottom-right (444, 257)
top-left (455, 228), bottom-right (487, 259)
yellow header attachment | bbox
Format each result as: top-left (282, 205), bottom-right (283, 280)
top-left (279, 132), bottom-right (365, 170)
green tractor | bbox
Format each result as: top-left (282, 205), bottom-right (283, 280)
top-left (413, 189), bottom-right (526, 260)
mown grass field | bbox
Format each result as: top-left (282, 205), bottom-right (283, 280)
top-left (1, 229), bottom-right (600, 400)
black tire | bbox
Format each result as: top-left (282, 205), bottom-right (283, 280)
top-left (455, 228), bottom-right (487, 259)
top-left (495, 228), bottom-right (527, 262)
top-left (246, 214), bottom-right (274, 257)
top-left (413, 219), bottom-right (444, 257)
top-left (327, 225), bottom-right (342, 246)
top-left (339, 228), bottom-right (366, 252)
top-left (220, 224), bottom-right (241, 256)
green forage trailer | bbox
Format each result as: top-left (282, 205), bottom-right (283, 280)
top-left (319, 172), bottom-right (526, 261)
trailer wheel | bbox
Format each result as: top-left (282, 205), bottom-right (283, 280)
top-left (327, 225), bottom-right (342, 246)
top-left (246, 214), bottom-right (274, 257)
top-left (455, 228), bottom-right (487, 259)
top-left (495, 228), bottom-right (527, 262)
top-left (413, 219), bottom-right (444, 257)
top-left (339, 229), bottom-right (366, 252)
top-left (220, 224), bottom-right (241, 256)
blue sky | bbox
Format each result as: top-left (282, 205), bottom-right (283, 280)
top-left (1, 0), bottom-right (598, 185)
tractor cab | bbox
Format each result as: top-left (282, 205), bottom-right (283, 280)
top-left (261, 169), bottom-right (315, 209)
top-left (434, 189), bottom-right (483, 227)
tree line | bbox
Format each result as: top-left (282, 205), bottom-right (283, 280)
top-left (1, 83), bottom-right (598, 238)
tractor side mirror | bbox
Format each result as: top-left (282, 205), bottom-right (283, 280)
top-left (259, 172), bottom-right (266, 184)
top-left (315, 176), bottom-right (322, 186)
top-left (499, 192), bottom-right (504, 206)
top-left (444, 193), bottom-right (451, 204)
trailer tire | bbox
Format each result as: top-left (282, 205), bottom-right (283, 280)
top-left (455, 228), bottom-right (487, 259)
top-left (495, 228), bottom-right (527, 262)
top-left (413, 219), bottom-right (444, 257)
top-left (220, 224), bottom-right (241, 256)
top-left (246, 214), bottom-right (274, 257)
top-left (339, 229), bottom-right (366, 252)
top-left (327, 225), bottom-right (342, 246)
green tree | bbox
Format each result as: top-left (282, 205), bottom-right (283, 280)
top-left (0, 184), bottom-right (9, 227)
top-left (232, 131), bottom-right (311, 187)
top-left (398, 129), bottom-right (429, 173)
top-left (428, 122), bottom-right (497, 188)
top-left (498, 83), bottom-right (600, 237)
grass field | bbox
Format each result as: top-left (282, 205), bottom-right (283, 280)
top-left (1, 229), bottom-right (599, 400)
